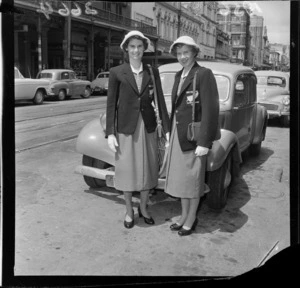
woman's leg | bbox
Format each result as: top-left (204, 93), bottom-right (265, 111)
top-left (139, 189), bottom-right (151, 218)
top-left (176, 198), bottom-right (189, 225)
top-left (183, 197), bottom-right (200, 228)
top-left (124, 191), bottom-right (134, 221)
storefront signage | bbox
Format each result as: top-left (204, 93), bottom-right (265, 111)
top-left (36, 1), bottom-right (98, 20)
top-left (71, 44), bottom-right (87, 52)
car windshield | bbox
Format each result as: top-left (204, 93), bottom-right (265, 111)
top-left (159, 72), bottom-right (229, 101)
top-left (256, 76), bottom-right (286, 88)
top-left (38, 72), bottom-right (54, 79)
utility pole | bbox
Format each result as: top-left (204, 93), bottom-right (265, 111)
top-left (177, 2), bottom-right (181, 38)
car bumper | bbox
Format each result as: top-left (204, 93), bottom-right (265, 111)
top-left (267, 110), bottom-right (290, 118)
top-left (74, 164), bottom-right (210, 193)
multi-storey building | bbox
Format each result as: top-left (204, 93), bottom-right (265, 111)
top-left (215, 28), bottom-right (230, 61)
top-left (217, 3), bottom-right (251, 65)
top-left (250, 15), bottom-right (264, 68)
top-left (269, 43), bottom-right (290, 71)
top-left (14, 0), bottom-right (158, 80)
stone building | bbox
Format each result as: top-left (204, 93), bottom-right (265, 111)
top-left (14, 0), bottom-right (158, 80)
top-left (217, 3), bottom-right (251, 65)
top-left (249, 15), bottom-right (264, 68)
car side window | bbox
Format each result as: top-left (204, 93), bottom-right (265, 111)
top-left (234, 75), bottom-right (248, 108)
top-left (70, 72), bottom-right (76, 79)
top-left (61, 72), bottom-right (70, 80)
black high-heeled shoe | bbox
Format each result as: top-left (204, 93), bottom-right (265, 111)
top-left (124, 209), bottom-right (134, 229)
top-left (170, 223), bottom-right (183, 231)
top-left (178, 218), bottom-right (198, 236)
top-left (138, 206), bottom-right (155, 225)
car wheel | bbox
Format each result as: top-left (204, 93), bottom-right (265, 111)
top-left (206, 151), bottom-right (232, 210)
top-left (249, 141), bottom-right (262, 157)
top-left (81, 87), bottom-right (91, 98)
top-left (281, 115), bottom-right (290, 127)
top-left (33, 89), bottom-right (45, 105)
top-left (82, 155), bottom-right (112, 188)
top-left (58, 89), bottom-right (66, 101)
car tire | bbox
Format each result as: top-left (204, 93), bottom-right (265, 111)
top-left (33, 89), bottom-right (45, 105)
top-left (249, 141), bottom-right (262, 157)
top-left (206, 151), bottom-right (232, 210)
top-left (81, 87), bottom-right (91, 98)
top-left (82, 155), bottom-right (111, 188)
top-left (58, 89), bottom-right (66, 101)
top-left (281, 115), bottom-right (290, 127)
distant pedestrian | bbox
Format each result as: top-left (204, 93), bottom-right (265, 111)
top-left (165, 36), bottom-right (220, 236)
top-left (106, 30), bottom-right (170, 229)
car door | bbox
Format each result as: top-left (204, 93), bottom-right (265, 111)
top-left (70, 72), bottom-right (82, 96)
top-left (231, 73), bottom-right (256, 152)
top-left (61, 71), bottom-right (73, 95)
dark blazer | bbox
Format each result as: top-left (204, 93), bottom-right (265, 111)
top-left (170, 62), bottom-right (220, 151)
top-left (106, 62), bottom-right (170, 137)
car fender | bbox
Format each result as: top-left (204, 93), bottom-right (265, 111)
top-left (76, 115), bottom-right (115, 166)
top-left (252, 104), bottom-right (268, 144)
top-left (52, 81), bottom-right (69, 95)
top-left (207, 129), bottom-right (242, 175)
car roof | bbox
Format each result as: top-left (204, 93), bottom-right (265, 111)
top-left (255, 70), bottom-right (289, 78)
top-left (158, 61), bottom-right (255, 78)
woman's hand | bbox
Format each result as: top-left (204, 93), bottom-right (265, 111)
top-left (195, 145), bottom-right (209, 156)
top-left (165, 132), bottom-right (170, 148)
top-left (108, 134), bottom-right (118, 152)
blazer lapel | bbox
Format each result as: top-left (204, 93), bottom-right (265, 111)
top-left (122, 63), bottom-right (139, 95)
top-left (175, 62), bottom-right (200, 104)
top-left (171, 71), bottom-right (182, 104)
top-left (139, 64), bottom-right (151, 96)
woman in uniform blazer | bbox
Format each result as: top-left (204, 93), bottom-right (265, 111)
top-left (106, 30), bottom-right (170, 229)
top-left (165, 36), bottom-right (220, 236)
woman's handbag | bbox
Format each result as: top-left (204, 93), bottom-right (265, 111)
top-left (187, 69), bottom-right (221, 143)
top-left (147, 65), bottom-right (168, 176)
top-left (187, 69), bottom-right (201, 142)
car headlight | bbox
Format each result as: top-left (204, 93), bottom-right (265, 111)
top-left (282, 96), bottom-right (290, 105)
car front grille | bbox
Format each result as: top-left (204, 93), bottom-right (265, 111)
top-left (260, 103), bottom-right (279, 111)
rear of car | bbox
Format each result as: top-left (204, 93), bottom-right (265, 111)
top-left (91, 72), bottom-right (109, 95)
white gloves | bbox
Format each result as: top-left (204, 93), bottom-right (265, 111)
top-left (107, 134), bottom-right (118, 152)
top-left (195, 145), bottom-right (209, 156)
top-left (165, 132), bottom-right (170, 148)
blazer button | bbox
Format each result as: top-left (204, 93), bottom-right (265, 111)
top-left (176, 121), bottom-right (179, 124)
top-left (176, 110), bottom-right (178, 113)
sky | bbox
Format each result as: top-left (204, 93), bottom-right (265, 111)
top-left (224, 1), bottom-right (291, 45)
top-left (254, 1), bottom-right (290, 45)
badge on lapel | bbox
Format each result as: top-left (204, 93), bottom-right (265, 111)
top-left (186, 90), bottom-right (199, 105)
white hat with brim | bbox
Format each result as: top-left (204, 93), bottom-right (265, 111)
top-left (169, 36), bottom-right (200, 54)
top-left (120, 30), bottom-right (151, 51)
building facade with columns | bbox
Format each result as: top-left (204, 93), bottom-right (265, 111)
top-left (14, 0), bottom-right (158, 80)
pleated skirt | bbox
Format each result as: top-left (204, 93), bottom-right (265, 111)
top-left (165, 115), bottom-right (207, 199)
top-left (115, 113), bottom-right (158, 192)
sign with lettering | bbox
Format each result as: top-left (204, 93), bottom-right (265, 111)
top-left (36, 1), bottom-right (98, 20)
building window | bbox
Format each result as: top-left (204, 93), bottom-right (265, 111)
top-left (232, 35), bottom-right (240, 46)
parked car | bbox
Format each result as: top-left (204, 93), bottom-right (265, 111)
top-left (14, 67), bottom-right (49, 105)
top-left (36, 69), bottom-right (92, 100)
top-left (255, 70), bottom-right (290, 126)
top-left (75, 61), bottom-right (268, 210)
top-left (91, 72), bottom-right (109, 95)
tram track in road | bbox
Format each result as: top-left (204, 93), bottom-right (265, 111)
top-left (15, 98), bottom-right (107, 153)
top-left (15, 135), bottom-right (78, 153)
top-left (15, 103), bottom-right (106, 123)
